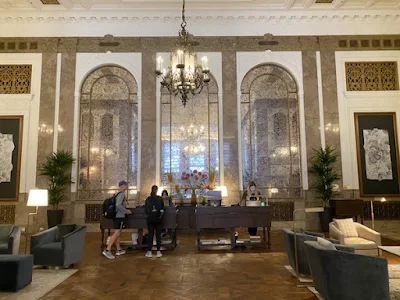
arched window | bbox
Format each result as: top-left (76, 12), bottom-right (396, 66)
top-left (78, 65), bottom-right (138, 200)
top-left (240, 64), bottom-right (301, 198)
top-left (161, 74), bottom-right (219, 186)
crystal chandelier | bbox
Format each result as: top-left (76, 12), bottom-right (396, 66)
top-left (155, 0), bottom-right (210, 107)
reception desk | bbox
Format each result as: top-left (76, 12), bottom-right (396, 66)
top-left (195, 206), bottom-right (272, 250)
top-left (99, 206), bottom-right (178, 251)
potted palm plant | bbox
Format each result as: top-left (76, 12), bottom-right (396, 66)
top-left (39, 150), bottom-right (75, 228)
top-left (310, 146), bottom-right (340, 232)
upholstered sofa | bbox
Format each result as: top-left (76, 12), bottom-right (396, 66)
top-left (282, 229), bottom-right (351, 276)
top-left (30, 224), bottom-right (86, 267)
top-left (0, 225), bottom-right (21, 255)
top-left (304, 240), bottom-right (390, 300)
top-left (329, 220), bottom-right (381, 255)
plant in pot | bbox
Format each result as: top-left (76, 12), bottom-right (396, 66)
top-left (310, 146), bottom-right (340, 232)
top-left (39, 150), bottom-right (75, 228)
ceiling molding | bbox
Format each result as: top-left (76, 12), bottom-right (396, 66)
top-left (364, 0), bottom-right (377, 8)
top-left (284, 0), bottom-right (296, 9)
top-left (80, 0), bottom-right (92, 10)
top-left (332, 0), bottom-right (344, 9)
top-left (58, 0), bottom-right (73, 10)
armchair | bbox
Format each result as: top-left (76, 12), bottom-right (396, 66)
top-left (30, 224), bottom-right (86, 267)
top-left (282, 229), bottom-right (353, 276)
top-left (0, 225), bottom-right (21, 255)
top-left (304, 240), bottom-right (390, 300)
top-left (329, 221), bottom-right (381, 255)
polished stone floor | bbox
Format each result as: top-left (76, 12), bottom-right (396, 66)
top-left (22, 229), bottom-right (399, 300)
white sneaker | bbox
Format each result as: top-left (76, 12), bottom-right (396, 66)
top-left (102, 250), bottom-right (115, 260)
top-left (116, 249), bottom-right (126, 256)
top-left (145, 251), bottom-right (152, 258)
top-left (156, 251), bottom-right (163, 258)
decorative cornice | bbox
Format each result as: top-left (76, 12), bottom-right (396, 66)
top-left (0, 11), bottom-right (400, 24)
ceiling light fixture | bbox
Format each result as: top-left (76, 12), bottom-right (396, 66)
top-left (155, 0), bottom-right (210, 107)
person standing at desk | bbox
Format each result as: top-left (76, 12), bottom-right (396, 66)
top-left (240, 181), bottom-right (261, 236)
top-left (145, 185), bottom-right (165, 258)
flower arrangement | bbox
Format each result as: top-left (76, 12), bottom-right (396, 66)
top-left (181, 170), bottom-right (208, 190)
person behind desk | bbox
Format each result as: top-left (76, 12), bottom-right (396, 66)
top-left (145, 185), bottom-right (165, 258)
top-left (240, 181), bottom-right (261, 236)
top-left (161, 190), bottom-right (170, 237)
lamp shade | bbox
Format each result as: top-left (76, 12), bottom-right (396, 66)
top-left (215, 186), bottom-right (228, 197)
top-left (27, 189), bottom-right (48, 207)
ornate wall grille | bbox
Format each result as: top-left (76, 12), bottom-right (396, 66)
top-left (85, 204), bottom-right (102, 223)
top-left (0, 65), bottom-right (32, 94)
top-left (345, 62), bottom-right (399, 91)
top-left (0, 205), bottom-right (15, 224)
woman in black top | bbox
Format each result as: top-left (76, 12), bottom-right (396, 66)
top-left (144, 185), bottom-right (165, 258)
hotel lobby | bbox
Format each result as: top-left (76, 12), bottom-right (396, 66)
top-left (0, 0), bottom-right (400, 299)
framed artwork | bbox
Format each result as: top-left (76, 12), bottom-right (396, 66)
top-left (354, 112), bottom-right (400, 197)
top-left (0, 116), bottom-right (23, 201)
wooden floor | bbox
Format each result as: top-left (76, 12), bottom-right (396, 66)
top-left (33, 230), bottom-right (400, 300)
top-left (39, 230), bottom-right (316, 300)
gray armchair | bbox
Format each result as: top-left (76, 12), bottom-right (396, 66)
top-left (282, 229), bottom-right (351, 276)
top-left (30, 224), bottom-right (86, 267)
top-left (0, 225), bottom-right (21, 255)
top-left (304, 240), bottom-right (390, 300)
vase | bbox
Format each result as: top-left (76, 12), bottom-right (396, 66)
top-left (190, 189), bottom-right (197, 206)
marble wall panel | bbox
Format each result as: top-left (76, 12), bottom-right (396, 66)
top-left (140, 49), bottom-right (157, 200)
top-left (58, 52), bottom-right (76, 203)
top-left (222, 47), bottom-right (240, 204)
top-left (302, 51), bottom-right (322, 229)
top-left (36, 52), bottom-right (57, 189)
top-left (321, 51), bottom-right (343, 189)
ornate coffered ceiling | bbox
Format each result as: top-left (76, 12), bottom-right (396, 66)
top-left (2, 0), bottom-right (400, 11)
top-left (0, 0), bottom-right (399, 37)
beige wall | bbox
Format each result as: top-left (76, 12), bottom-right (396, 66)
top-left (1, 35), bottom-right (400, 230)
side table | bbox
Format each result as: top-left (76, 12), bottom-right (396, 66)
top-left (21, 232), bottom-right (34, 254)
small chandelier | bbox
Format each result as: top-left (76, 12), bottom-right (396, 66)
top-left (155, 0), bottom-right (210, 107)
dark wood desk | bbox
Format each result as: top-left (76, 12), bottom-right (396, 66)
top-left (330, 199), bottom-right (364, 224)
top-left (100, 206), bottom-right (178, 251)
top-left (195, 206), bottom-right (272, 250)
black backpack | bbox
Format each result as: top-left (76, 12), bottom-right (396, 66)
top-left (102, 192), bottom-right (121, 219)
top-left (146, 196), bottom-right (164, 223)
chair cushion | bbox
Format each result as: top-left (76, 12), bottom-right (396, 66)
top-left (0, 225), bottom-right (13, 241)
top-left (317, 237), bottom-right (337, 250)
top-left (343, 237), bottom-right (377, 249)
top-left (334, 218), bottom-right (358, 237)
top-left (0, 242), bottom-right (9, 253)
top-left (40, 242), bottom-right (62, 251)
top-left (56, 224), bottom-right (76, 242)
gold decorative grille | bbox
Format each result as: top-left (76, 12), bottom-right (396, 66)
top-left (0, 205), bottom-right (15, 224)
top-left (345, 62), bottom-right (399, 91)
top-left (0, 65), bottom-right (32, 94)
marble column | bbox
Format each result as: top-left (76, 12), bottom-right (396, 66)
top-left (302, 51), bottom-right (322, 230)
top-left (58, 52), bottom-right (77, 221)
top-left (140, 48), bottom-right (157, 200)
top-left (222, 43), bottom-right (240, 204)
top-left (320, 51), bottom-right (343, 190)
top-left (36, 53), bottom-right (57, 189)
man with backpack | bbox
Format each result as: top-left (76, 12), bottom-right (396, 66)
top-left (102, 180), bottom-right (132, 260)
top-left (144, 185), bottom-right (165, 258)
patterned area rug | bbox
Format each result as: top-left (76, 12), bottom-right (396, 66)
top-left (390, 265), bottom-right (400, 300)
top-left (308, 265), bottom-right (400, 300)
top-left (0, 269), bottom-right (77, 300)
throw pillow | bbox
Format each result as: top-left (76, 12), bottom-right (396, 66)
top-left (56, 224), bottom-right (76, 242)
top-left (317, 237), bottom-right (337, 250)
top-left (334, 218), bottom-right (358, 237)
